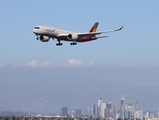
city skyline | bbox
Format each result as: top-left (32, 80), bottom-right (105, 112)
top-left (61, 95), bottom-right (158, 119)
top-left (0, 95), bottom-right (159, 119)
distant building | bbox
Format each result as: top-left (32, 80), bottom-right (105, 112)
top-left (132, 101), bottom-right (138, 111)
top-left (144, 111), bottom-right (149, 119)
top-left (93, 104), bottom-right (97, 118)
top-left (106, 103), bottom-right (112, 109)
top-left (114, 105), bottom-right (118, 119)
top-left (76, 109), bottom-right (82, 118)
top-left (68, 111), bottom-right (75, 118)
top-left (154, 110), bottom-right (158, 118)
top-left (150, 112), bottom-right (155, 119)
top-left (120, 95), bottom-right (126, 118)
top-left (124, 111), bottom-right (128, 119)
top-left (97, 97), bottom-right (103, 118)
top-left (116, 113), bottom-right (120, 120)
top-left (61, 107), bottom-right (68, 116)
top-left (127, 104), bottom-right (133, 112)
top-left (101, 102), bottom-right (106, 118)
top-left (125, 101), bottom-right (138, 115)
top-left (87, 106), bottom-right (91, 118)
top-left (128, 111), bottom-right (133, 119)
top-left (87, 104), bottom-right (97, 118)
top-left (134, 110), bottom-right (143, 120)
top-left (107, 102), bottom-right (115, 118)
top-left (105, 108), bottom-right (110, 118)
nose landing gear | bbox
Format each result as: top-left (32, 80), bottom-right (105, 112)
top-left (36, 35), bottom-right (39, 40)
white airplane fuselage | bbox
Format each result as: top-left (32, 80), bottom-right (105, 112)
top-left (33, 26), bottom-right (92, 42)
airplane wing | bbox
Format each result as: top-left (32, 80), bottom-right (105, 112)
top-left (57, 26), bottom-right (123, 38)
top-left (77, 26), bottom-right (123, 36)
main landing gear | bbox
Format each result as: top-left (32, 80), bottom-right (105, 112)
top-left (56, 43), bottom-right (63, 46)
top-left (70, 42), bottom-right (77, 45)
top-left (56, 40), bottom-right (63, 46)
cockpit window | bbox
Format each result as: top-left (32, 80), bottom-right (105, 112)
top-left (34, 27), bottom-right (40, 29)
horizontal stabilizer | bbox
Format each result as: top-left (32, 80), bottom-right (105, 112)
top-left (96, 36), bottom-right (109, 39)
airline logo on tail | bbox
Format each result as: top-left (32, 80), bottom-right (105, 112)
top-left (89, 22), bottom-right (99, 32)
top-left (82, 22), bottom-right (99, 42)
top-left (82, 22), bottom-right (98, 42)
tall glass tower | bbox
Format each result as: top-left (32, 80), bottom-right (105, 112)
top-left (93, 104), bottom-right (97, 118)
top-left (120, 95), bottom-right (126, 119)
top-left (97, 97), bottom-right (103, 118)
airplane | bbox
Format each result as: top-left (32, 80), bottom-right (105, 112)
top-left (33, 22), bottom-right (123, 46)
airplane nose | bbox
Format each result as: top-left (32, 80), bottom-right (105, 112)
top-left (33, 29), bottom-right (36, 34)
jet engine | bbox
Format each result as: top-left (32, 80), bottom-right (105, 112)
top-left (67, 34), bottom-right (78, 40)
top-left (40, 35), bottom-right (50, 42)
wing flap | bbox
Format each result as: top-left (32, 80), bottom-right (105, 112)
top-left (96, 36), bottom-right (109, 39)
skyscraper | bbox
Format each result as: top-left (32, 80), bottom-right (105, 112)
top-left (144, 111), bottom-right (149, 119)
top-left (93, 104), bottom-right (97, 118)
top-left (124, 111), bottom-right (128, 119)
top-left (127, 104), bottom-right (133, 114)
top-left (76, 109), bottom-right (82, 118)
top-left (114, 105), bottom-right (117, 119)
top-left (61, 107), bottom-right (68, 116)
top-left (87, 106), bottom-right (91, 118)
top-left (97, 97), bottom-right (103, 118)
top-left (101, 102), bottom-right (106, 118)
top-left (105, 108), bottom-right (110, 119)
top-left (120, 95), bottom-right (126, 118)
top-left (132, 101), bottom-right (138, 112)
top-left (107, 102), bottom-right (115, 118)
top-left (128, 111), bottom-right (132, 119)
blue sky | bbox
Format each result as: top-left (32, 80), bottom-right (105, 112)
top-left (0, 0), bottom-right (159, 66)
top-left (0, 0), bottom-right (159, 113)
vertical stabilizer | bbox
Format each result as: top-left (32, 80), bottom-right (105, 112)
top-left (89, 22), bottom-right (99, 32)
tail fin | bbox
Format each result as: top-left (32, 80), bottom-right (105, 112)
top-left (89, 22), bottom-right (99, 32)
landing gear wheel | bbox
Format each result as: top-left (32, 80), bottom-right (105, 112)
top-left (70, 42), bottom-right (77, 45)
top-left (56, 40), bottom-right (63, 46)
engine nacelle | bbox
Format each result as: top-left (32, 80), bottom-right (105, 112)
top-left (67, 34), bottom-right (78, 40)
top-left (40, 35), bottom-right (50, 42)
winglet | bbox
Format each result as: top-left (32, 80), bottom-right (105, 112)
top-left (117, 26), bottom-right (124, 31)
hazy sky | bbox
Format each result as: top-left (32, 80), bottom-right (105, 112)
top-left (0, 1), bottom-right (159, 113)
